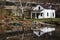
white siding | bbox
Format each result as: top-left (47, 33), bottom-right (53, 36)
top-left (32, 5), bottom-right (55, 19)
top-left (38, 9), bottom-right (55, 19)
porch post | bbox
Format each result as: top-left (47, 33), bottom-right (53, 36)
top-left (31, 12), bottom-right (32, 19)
top-left (35, 13), bottom-right (37, 19)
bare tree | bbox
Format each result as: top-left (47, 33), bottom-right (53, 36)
top-left (0, 0), bottom-right (6, 8)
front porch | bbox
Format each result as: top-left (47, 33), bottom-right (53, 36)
top-left (31, 10), bottom-right (44, 19)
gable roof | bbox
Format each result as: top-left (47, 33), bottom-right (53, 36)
top-left (33, 4), bottom-right (52, 10)
top-left (33, 5), bottom-right (44, 10)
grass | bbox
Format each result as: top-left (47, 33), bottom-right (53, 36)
top-left (27, 18), bottom-right (60, 22)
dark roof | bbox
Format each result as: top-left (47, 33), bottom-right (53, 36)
top-left (40, 3), bottom-right (55, 9)
top-left (31, 10), bottom-right (43, 13)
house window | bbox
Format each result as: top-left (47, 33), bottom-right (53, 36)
top-left (47, 13), bottom-right (49, 16)
top-left (37, 13), bottom-right (40, 18)
top-left (41, 13), bottom-right (43, 16)
top-left (53, 13), bottom-right (54, 16)
top-left (39, 7), bottom-right (40, 10)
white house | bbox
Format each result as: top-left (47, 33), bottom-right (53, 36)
top-left (31, 27), bottom-right (55, 37)
top-left (31, 5), bottom-right (55, 19)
